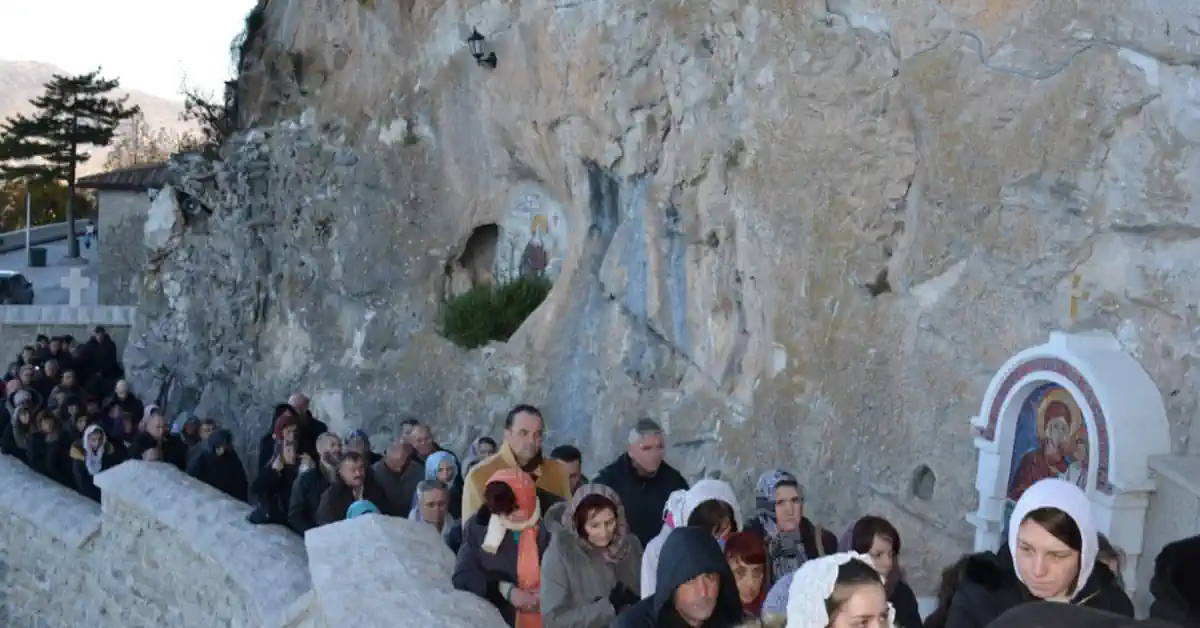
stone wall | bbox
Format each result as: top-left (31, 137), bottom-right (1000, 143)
top-left (95, 189), bottom-right (148, 306)
top-left (0, 456), bottom-right (310, 627)
top-left (126, 0), bottom-right (1200, 590)
top-left (0, 455), bottom-right (507, 628)
top-left (0, 221), bottom-right (89, 254)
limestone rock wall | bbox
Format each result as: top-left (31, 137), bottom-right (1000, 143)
top-left (124, 0), bottom-right (1200, 587)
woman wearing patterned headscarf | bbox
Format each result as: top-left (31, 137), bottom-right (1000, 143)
top-left (540, 483), bottom-right (643, 628)
top-left (747, 470), bottom-right (838, 581)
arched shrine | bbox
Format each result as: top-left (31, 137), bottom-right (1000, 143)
top-left (967, 330), bottom-right (1173, 598)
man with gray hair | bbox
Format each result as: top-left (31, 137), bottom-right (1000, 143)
top-left (594, 418), bottom-right (689, 546)
top-left (411, 479), bottom-right (459, 550)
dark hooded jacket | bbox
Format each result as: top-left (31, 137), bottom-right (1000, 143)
top-left (185, 429), bottom-right (249, 502)
top-left (1149, 534), bottom-right (1200, 628)
top-left (943, 545), bottom-right (1132, 628)
top-left (615, 527), bottom-right (744, 628)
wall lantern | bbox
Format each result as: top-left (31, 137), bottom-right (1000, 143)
top-left (467, 28), bottom-right (498, 69)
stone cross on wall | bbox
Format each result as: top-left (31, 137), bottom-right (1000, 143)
top-left (60, 267), bottom-right (91, 307)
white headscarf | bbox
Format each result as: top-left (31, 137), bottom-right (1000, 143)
top-left (82, 424), bottom-right (106, 476)
top-left (680, 479), bottom-right (745, 531)
top-left (1007, 477), bottom-right (1098, 601)
top-left (785, 552), bottom-right (893, 628)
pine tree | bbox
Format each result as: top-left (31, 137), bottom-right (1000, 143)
top-left (0, 69), bottom-right (139, 258)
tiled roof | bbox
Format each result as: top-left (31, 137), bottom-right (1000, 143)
top-left (76, 162), bottom-right (171, 192)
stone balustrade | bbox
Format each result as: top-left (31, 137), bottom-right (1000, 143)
top-left (0, 456), bottom-right (508, 628)
top-left (0, 221), bottom-right (89, 254)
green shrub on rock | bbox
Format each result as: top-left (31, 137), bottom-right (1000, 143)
top-left (441, 275), bottom-right (553, 349)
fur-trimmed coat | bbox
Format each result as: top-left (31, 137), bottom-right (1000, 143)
top-left (942, 545), bottom-right (1131, 628)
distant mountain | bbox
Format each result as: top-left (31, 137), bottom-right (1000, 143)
top-left (0, 59), bottom-right (197, 175)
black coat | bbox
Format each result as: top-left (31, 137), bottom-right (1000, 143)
top-left (186, 439), bottom-right (249, 502)
top-left (593, 454), bottom-right (689, 547)
top-left (944, 545), bottom-right (1133, 628)
top-left (27, 431), bottom-right (73, 487)
top-left (891, 579), bottom-right (923, 628)
top-left (1149, 534), bottom-right (1200, 628)
top-left (288, 466), bottom-right (331, 534)
top-left (250, 464), bottom-right (300, 527)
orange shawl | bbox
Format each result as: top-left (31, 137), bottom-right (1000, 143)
top-left (483, 468), bottom-right (542, 628)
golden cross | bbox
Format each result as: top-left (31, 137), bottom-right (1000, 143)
top-left (1068, 274), bottom-right (1090, 321)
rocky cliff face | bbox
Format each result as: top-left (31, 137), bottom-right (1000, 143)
top-left (124, 0), bottom-right (1200, 586)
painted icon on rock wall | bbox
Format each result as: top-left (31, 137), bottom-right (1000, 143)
top-left (1007, 384), bottom-right (1089, 505)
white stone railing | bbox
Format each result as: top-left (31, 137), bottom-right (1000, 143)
top-left (0, 304), bottom-right (137, 325)
top-left (0, 455), bottom-right (507, 628)
top-left (0, 221), bottom-right (90, 254)
top-left (0, 456), bottom-right (312, 627)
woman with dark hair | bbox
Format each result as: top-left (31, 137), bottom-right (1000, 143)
top-left (453, 468), bottom-right (552, 628)
top-left (725, 531), bottom-right (771, 618)
top-left (838, 516), bottom-right (921, 628)
top-left (942, 478), bottom-right (1132, 628)
top-left (540, 484), bottom-right (643, 628)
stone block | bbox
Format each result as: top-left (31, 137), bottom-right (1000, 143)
top-left (94, 461), bottom-right (312, 626)
top-left (304, 514), bottom-right (505, 628)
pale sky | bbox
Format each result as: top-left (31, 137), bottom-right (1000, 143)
top-left (0, 0), bottom-right (255, 101)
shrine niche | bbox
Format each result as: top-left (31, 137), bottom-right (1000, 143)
top-left (967, 331), bottom-right (1171, 599)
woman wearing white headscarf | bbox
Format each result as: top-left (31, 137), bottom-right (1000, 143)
top-left (750, 552), bottom-right (893, 628)
top-left (641, 480), bottom-right (745, 599)
top-left (940, 478), bottom-right (1132, 628)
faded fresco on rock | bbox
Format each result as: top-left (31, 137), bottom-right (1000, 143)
top-left (497, 188), bottom-right (567, 282)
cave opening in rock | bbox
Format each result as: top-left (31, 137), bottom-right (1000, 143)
top-left (456, 223), bottom-right (499, 289)
top-left (440, 222), bottom-right (553, 349)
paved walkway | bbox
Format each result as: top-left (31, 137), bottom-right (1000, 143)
top-left (0, 238), bottom-right (100, 306)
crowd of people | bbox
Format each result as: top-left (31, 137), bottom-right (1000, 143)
top-left (1, 330), bottom-right (1198, 628)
